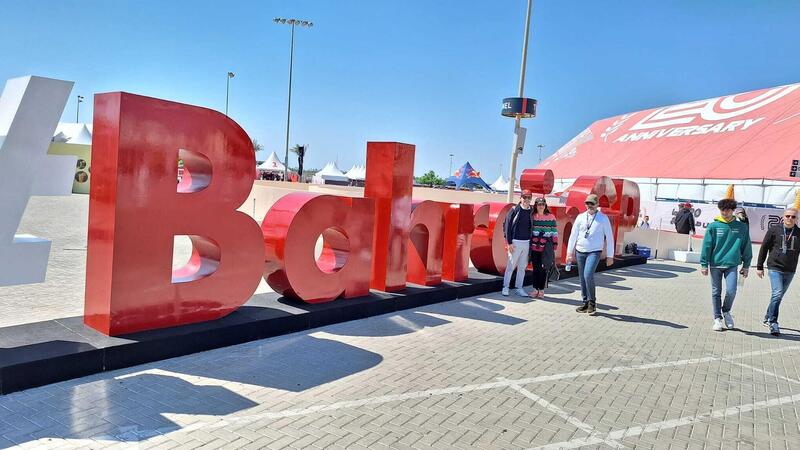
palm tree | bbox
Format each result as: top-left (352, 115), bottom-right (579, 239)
top-left (252, 139), bottom-right (264, 153)
top-left (290, 144), bottom-right (307, 178)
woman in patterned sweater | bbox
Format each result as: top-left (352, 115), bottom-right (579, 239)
top-left (529, 198), bottom-right (559, 298)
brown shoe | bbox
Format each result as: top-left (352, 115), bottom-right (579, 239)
top-left (587, 303), bottom-right (596, 315)
top-left (576, 303), bottom-right (589, 313)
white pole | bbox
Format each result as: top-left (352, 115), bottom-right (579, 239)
top-left (655, 218), bottom-right (663, 260)
top-left (506, 0), bottom-right (533, 204)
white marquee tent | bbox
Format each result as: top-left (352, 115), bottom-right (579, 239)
top-left (257, 151), bottom-right (286, 173)
top-left (312, 161), bottom-right (349, 185)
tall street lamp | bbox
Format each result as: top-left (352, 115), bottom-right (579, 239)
top-left (225, 72), bottom-right (235, 116)
top-left (502, 0), bottom-right (537, 203)
top-left (537, 143), bottom-right (545, 163)
top-left (274, 17), bottom-right (313, 181)
top-left (449, 153), bottom-right (454, 175)
top-left (76, 95), bottom-right (84, 123)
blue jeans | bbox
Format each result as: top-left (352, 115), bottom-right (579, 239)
top-left (765, 270), bottom-right (794, 324)
top-left (710, 267), bottom-right (738, 319)
top-left (576, 251), bottom-right (602, 304)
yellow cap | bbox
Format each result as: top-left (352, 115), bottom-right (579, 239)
top-left (723, 184), bottom-right (735, 200)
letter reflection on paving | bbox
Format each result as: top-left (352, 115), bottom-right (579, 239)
top-left (262, 193), bottom-right (374, 302)
top-left (84, 93), bottom-right (264, 335)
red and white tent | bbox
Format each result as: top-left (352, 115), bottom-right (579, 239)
top-left (541, 83), bottom-right (800, 205)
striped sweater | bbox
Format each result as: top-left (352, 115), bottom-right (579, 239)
top-left (531, 213), bottom-right (559, 252)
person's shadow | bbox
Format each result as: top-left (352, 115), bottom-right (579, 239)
top-left (594, 312), bottom-right (687, 329)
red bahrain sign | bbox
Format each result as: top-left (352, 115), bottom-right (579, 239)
top-left (84, 93), bottom-right (640, 336)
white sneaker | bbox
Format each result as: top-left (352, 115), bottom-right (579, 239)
top-left (515, 288), bottom-right (527, 297)
top-left (712, 318), bottom-right (724, 331)
top-left (723, 312), bottom-right (734, 329)
top-left (502, 288), bottom-right (509, 296)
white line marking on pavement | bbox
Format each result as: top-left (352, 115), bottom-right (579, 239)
top-left (501, 378), bottom-right (625, 449)
top-left (96, 345), bottom-right (800, 439)
top-left (726, 360), bottom-right (800, 385)
top-left (531, 392), bottom-right (800, 449)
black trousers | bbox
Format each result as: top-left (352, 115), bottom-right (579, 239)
top-left (530, 250), bottom-right (547, 290)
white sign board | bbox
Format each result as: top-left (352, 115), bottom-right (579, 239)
top-left (0, 76), bottom-right (76, 286)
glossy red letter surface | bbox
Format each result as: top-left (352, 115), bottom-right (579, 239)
top-left (407, 200), bottom-right (445, 286)
top-left (470, 202), bottom-right (513, 275)
top-left (85, 93), bottom-right (264, 335)
top-left (442, 203), bottom-right (474, 282)
top-left (364, 142), bottom-right (415, 292)
top-left (262, 193), bottom-right (374, 302)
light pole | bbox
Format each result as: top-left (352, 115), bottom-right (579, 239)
top-left (225, 72), bottom-right (235, 116)
top-left (76, 95), bottom-right (84, 123)
top-left (537, 143), bottom-right (545, 163)
top-left (505, 0), bottom-right (534, 203)
top-left (449, 153), bottom-right (454, 175)
top-left (274, 17), bottom-right (313, 181)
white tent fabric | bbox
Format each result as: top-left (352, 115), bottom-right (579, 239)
top-left (257, 152), bottom-right (286, 172)
top-left (490, 174), bottom-right (508, 192)
top-left (345, 164), bottom-right (366, 181)
top-left (52, 123), bottom-right (92, 145)
top-left (313, 162), bottom-right (348, 184)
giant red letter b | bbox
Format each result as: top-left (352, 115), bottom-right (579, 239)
top-left (84, 93), bottom-right (264, 335)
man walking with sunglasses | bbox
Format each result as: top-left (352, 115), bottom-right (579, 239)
top-left (757, 208), bottom-right (800, 336)
top-left (566, 194), bottom-right (615, 315)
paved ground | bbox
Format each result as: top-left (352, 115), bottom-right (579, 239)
top-left (3, 251), bottom-right (800, 448)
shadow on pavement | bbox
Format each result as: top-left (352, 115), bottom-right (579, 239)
top-left (0, 373), bottom-right (257, 446)
top-left (172, 335), bottom-right (382, 391)
top-left (324, 310), bottom-right (451, 337)
top-left (534, 295), bottom-right (620, 311)
top-left (612, 263), bottom-right (696, 279)
top-left (594, 312), bottom-right (688, 329)
top-left (733, 328), bottom-right (800, 341)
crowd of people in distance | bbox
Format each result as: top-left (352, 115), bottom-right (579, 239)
top-left (501, 187), bottom-right (799, 336)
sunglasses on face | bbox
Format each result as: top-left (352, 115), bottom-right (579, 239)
top-left (786, 215), bottom-right (797, 219)
top-left (585, 202), bottom-right (596, 206)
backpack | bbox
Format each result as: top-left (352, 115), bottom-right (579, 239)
top-left (624, 242), bottom-right (638, 255)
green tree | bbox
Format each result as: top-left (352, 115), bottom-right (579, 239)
top-left (415, 170), bottom-right (445, 186)
top-left (252, 139), bottom-right (263, 153)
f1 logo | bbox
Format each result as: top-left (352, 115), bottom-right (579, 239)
top-left (0, 76), bottom-right (76, 286)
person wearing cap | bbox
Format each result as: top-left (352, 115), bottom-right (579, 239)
top-left (565, 194), bottom-right (615, 315)
top-left (700, 194), bottom-right (752, 332)
top-left (674, 203), bottom-right (696, 235)
top-left (756, 207), bottom-right (800, 336)
top-left (502, 190), bottom-right (534, 296)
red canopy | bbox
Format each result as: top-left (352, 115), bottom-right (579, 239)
top-left (541, 83), bottom-right (800, 181)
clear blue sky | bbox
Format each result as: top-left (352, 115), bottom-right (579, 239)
top-left (2, 0), bottom-right (799, 178)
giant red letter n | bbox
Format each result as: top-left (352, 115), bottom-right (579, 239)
top-left (84, 93), bottom-right (264, 335)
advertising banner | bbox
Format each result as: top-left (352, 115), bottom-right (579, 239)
top-left (639, 200), bottom-right (782, 243)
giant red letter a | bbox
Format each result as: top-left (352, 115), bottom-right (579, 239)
top-left (84, 93), bottom-right (264, 335)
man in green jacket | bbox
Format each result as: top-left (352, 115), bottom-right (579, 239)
top-left (700, 198), bottom-right (753, 331)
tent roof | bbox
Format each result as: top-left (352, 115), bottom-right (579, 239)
top-left (540, 82), bottom-right (800, 181)
top-left (345, 164), bottom-right (366, 180)
top-left (445, 162), bottom-right (492, 191)
top-left (313, 161), bottom-right (349, 183)
top-left (52, 122), bottom-right (92, 145)
top-left (257, 151), bottom-right (286, 171)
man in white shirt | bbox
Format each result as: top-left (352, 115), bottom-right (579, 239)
top-left (565, 194), bottom-right (615, 315)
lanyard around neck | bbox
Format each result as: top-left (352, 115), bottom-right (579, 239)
top-left (586, 212), bottom-right (596, 231)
